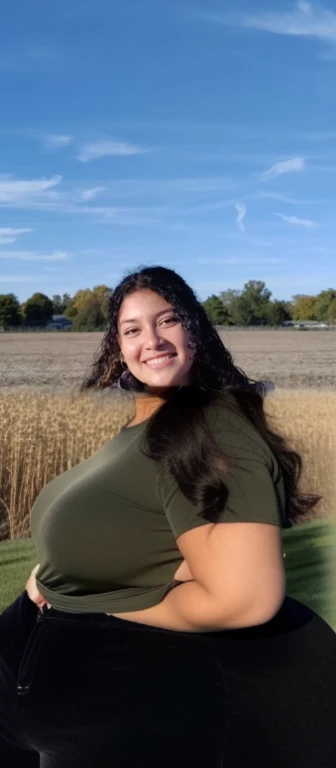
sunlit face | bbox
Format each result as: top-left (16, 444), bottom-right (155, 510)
top-left (116, 289), bottom-right (196, 395)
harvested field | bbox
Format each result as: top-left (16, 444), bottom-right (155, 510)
top-left (0, 329), bottom-right (335, 392)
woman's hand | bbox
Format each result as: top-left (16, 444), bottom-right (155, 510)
top-left (174, 559), bottom-right (194, 582)
top-left (25, 564), bottom-right (51, 609)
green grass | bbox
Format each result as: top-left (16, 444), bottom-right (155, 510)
top-left (282, 519), bottom-right (336, 629)
top-left (1, 519), bottom-right (336, 629)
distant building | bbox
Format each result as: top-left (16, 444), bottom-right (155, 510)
top-left (46, 314), bottom-right (73, 330)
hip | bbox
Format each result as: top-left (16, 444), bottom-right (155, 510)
top-left (1, 591), bottom-right (336, 706)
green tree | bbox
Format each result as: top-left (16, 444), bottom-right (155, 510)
top-left (266, 300), bottom-right (292, 326)
top-left (327, 298), bottom-right (336, 323)
top-left (61, 293), bottom-right (72, 311)
top-left (51, 293), bottom-right (73, 315)
top-left (0, 294), bottom-right (23, 328)
top-left (64, 287), bottom-right (112, 326)
top-left (71, 294), bottom-right (106, 331)
top-left (51, 295), bottom-right (64, 314)
top-left (283, 300), bottom-right (294, 319)
top-left (21, 293), bottom-right (53, 327)
top-left (202, 295), bottom-right (231, 326)
top-left (64, 302), bottom-right (78, 320)
top-left (229, 294), bottom-right (256, 325)
top-left (64, 289), bottom-right (95, 321)
top-left (219, 282), bottom-right (273, 326)
top-left (92, 285), bottom-right (113, 324)
top-left (292, 295), bottom-right (317, 321)
top-left (218, 289), bottom-right (241, 311)
top-left (240, 280), bottom-right (272, 324)
top-left (315, 289), bottom-right (336, 322)
top-left (218, 289), bottom-right (243, 325)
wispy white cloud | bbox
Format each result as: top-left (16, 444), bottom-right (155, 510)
top-left (80, 187), bottom-right (106, 201)
top-left (255, 191), bottom-right (305, 204)
top-left (0, 175), bottom-right (62, 203)
top-left (0, 250), bottom-right (68, 261)
top-left (0, 228), bottom-right (33, 235)
top-left (43, 134), bottom-right (73, 151)
top-left (254, 191), bottom-right (321, 205)
top-left (275, 213), bottom-right (319, 227)
top-left (75, 206), bottom-right (166, 226)
top-left (202, 3), bottom-right (336, 50)
top-left (0, 198), bottom-right (166, 225)
top-left (0, 175), bottom-right (166, 225)
top-left (78, 178), bottom-right (236, 201)
top-left (0, 227), bottom-right (33, 245)
top-left (241, 2), bottom-right (336, 43)
top-left (234, 202), bottom-right (247, 232)
top-left (77, 140), bottom-right (145, 163)
top-left (259, 157), bottom-right (306, 181)
top-left (0, 174), bottom-right (240, 228)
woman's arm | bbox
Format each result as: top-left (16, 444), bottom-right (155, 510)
top-left (111, 523), bottom-right (286, 632)
top-left (110, 579), bottom-right (232, 632)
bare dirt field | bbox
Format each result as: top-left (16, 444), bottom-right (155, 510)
top-left (0, 329), bottom-right (335, 392)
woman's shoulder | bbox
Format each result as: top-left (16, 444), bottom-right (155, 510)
top-left (204, 396), bottom-right (257, 433)
top-left (203, 397), bottom-right (276, 470)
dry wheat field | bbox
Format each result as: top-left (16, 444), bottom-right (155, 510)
top-left (0, 330), bottom-right (335, 543)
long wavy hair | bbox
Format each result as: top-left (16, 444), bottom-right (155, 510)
top-left (80, 264), bottom-right (321, 527)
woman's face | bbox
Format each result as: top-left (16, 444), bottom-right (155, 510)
top-left (116, 289), bottom-right (196, 395)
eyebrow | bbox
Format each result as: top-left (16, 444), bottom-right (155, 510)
top-left (120, 309), bottom-right (174, 326)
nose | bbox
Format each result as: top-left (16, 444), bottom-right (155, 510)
top-left (143, 327), bottom-right (166, 349)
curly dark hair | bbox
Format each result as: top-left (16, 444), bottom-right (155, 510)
top-left (79, 264), bottom-right (321, 527)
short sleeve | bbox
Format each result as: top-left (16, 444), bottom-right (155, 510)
top-left (156, 405), bottom-right (288, 539)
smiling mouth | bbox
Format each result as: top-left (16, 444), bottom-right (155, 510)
top-left (144, 354), bottom-right (177, 366)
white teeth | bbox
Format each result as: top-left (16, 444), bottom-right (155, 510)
top-left (146, 355), bottom-right (174, 366)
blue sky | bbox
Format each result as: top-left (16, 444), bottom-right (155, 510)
top-left (1, 0), bottom-right (336, 304)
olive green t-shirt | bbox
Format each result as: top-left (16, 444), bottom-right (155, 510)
top-left (30, 402), bottom-right (290, 614)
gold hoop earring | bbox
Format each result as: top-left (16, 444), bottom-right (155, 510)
top-left (119, 353), bottom-right (128, 370)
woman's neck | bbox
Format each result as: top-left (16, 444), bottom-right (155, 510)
top-left (130, 391), bottom-right (167, 425)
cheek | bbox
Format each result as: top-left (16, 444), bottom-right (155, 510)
top-left (175, 328), bottom-right (191, 350)
top-left (125, 341), bottom-right (140, 358)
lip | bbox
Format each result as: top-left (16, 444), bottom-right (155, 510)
top-left (144, 354), bottom-right (177, 368)
top-left (144, 353), bottom-right (176, 362)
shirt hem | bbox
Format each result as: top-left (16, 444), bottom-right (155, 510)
top-left (35, 579), bottom-right (181, 614)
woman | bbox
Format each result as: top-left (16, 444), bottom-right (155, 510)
top-left (0, 264), bottom-right (335, 767)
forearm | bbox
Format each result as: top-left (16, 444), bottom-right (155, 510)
top-left (111, 580), bottom-right (233, 633)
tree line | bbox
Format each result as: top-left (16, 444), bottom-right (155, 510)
top-left (0, 281), bottom-right (336, 331)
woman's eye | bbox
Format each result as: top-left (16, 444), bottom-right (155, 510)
top-left (125, 317), bottom-right (177, 335)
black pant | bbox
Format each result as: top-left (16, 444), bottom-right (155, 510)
top-left (1, 589), bottom-right (336, 767)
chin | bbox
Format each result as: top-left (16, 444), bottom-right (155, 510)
top-left (143, 378), bottom-right (180, 392)
top-left (133, 365), bottom-right (192, 391)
